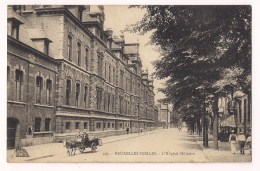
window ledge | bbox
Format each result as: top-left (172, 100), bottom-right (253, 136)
top-left (34, 103), bottom-right (54, 108)
top-left (33, 131), bottom-right (53, 134)
top-left (61, 105), bottom-right (91, 111)
top-left (22, 10), bottom-right (33, 14)
top-left (7, 100), bottom-right (26, 105)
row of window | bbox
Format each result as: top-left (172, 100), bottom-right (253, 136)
top-left (63, 120), bottom-right (131, 131)
top-left (94, 122), bottom-right (127, 129)
top-left (36, 76), bottom-right (52, 105)
top-left (64, 79), bottom-right (152, 114)
top-left (67, 35), bottom-right (152, 100)
top-left (8, 67), bottom-right (152, 110)
top-left (68, 35), bottom-right (90, 71)
top-left (64, 121), bottom-right (121, 130)
top-left (65, 122), bottom-right (89, 130)
top-left (65, 79), bottom-right (90, 108)
top-left (34, 117), bottom-right (51, 132)
top-left (96, 89), bottom-right (115, 112)
top-left (119, 97), bottom-right (131, 115)
top-left (96, 122), bottom-right (115, 129)
top-left (8, 68), bottom-right (53, 105)
top-left (104, 62), bottom-right (116, 84)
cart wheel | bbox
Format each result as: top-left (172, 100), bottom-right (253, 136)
top-left (91, 142), bottom-right (97, 152)
top-left (79, 146), bottom-right (85, 153)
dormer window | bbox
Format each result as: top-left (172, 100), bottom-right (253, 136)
top-left (30, 38), bottom-right (51, 55)
top-left (27, 29), bottom-right (52, 55)
top-left (11, 23), bottom-right (19, 39)
top-left (8, 6), bottom-right (24, 40)
top-left (8, 18), bottom-right (23, 40)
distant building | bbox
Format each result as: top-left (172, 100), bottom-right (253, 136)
top-left (157, 103), bottom-right (170, 128)
top-left (7, 5), bottom-right (158, 149)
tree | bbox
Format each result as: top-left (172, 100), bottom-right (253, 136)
top-left (126, 5), bottom-right (251, 149)
top-left (170, 111), bottom-right (181, 127)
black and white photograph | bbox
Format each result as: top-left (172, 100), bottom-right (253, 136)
top-left (2, 0), bottom-right (258, 168)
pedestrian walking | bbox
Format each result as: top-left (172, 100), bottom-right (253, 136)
top-left (229, 130), bottom-right (237, 154)
top-left (178, 126), bottom-right (182, 132)
top-left (237, 131), bottom-right (246, 154)
top-left (126, 127), bottom-right (129, 134)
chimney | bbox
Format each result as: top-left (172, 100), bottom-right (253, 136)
top-left (105, 28), bottom-right (113, 38)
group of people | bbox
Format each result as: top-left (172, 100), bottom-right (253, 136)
top-left (229, 130), bottom-right (251, 154)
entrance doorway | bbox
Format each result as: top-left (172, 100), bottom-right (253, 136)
top-left (7, 118), bottom-right (19, 149)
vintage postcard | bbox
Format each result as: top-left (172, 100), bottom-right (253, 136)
top-left (6, 4), bottom-right (253, 164)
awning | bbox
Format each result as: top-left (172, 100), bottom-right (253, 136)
top-left (220, 115), bottom-right (236, 127)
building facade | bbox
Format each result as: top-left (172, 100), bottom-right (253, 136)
top-left (7, 5), bottom-right (158, 148)
top-left (218, 91), bottom-right (252, 136)
top-left (157, 103), bottom-right (170, 128)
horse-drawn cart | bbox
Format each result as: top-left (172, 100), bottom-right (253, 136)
top-left (63, 135), bottom-right (102, 156)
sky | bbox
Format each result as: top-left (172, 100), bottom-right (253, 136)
top-left (91, 5), bottom-right (166, 103)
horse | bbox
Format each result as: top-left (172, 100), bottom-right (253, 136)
top-left (63, 139), bottom-right (77, 156)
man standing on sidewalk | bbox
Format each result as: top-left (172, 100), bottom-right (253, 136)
top-left (229, 130), bottom-right (237, 154)
top-left (237, 131), bottom-right (246, 154)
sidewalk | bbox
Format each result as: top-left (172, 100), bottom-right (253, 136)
top-left (192, 134), bottom-right (252, 162)
top-left (7, 129), bottom-right (163, 162)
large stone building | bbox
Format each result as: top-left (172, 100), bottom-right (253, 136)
top-left (7, 5), bottom-right (158, 149)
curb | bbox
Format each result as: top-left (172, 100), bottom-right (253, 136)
top-left (103, 130), bottom-right (162, 144)
top-left (192, 135), bottom-right (210, 161)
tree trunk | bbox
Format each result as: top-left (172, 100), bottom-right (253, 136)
top-left (212, 95), bottom-right (219, 150)
top-left (192, 118), bottom-right (195, 134)
top-left (197, 115), bottom-right (201, 135)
